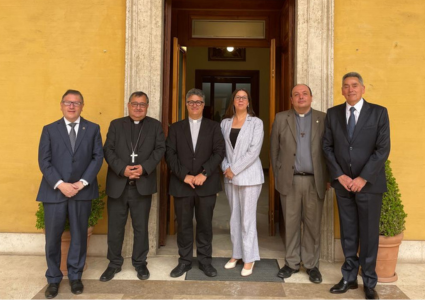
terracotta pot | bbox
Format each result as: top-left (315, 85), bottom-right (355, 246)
top-left (376, 232), bottom-right (403, 283)
top-left (59, 227), bottom-right (94, 276)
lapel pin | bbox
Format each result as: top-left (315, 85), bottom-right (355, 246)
top-left (83, 127), bottom-right (86, 130)
top-left (316, 120), bottom-right (319, 123)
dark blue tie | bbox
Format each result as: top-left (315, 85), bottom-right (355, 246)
top-left (347, 107), bottom-right (356, 140)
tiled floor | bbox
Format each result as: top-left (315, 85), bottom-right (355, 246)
top-left (2, 186), bottom-right (424, 299)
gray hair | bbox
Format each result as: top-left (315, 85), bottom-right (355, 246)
top-left (186, 88), bottom-right (205, 102)
top-left (342, 72), bottom-right (364, 86)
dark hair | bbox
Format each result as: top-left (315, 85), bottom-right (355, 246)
top-left (291, 84), bottom-right (313, 97)
top-left (129, 91), bottom-right (149, 103)
top-left (223, 88), bottom-right (256, 119)
top-left (342, 72), bottom-right (364, 86)
top-left (62, 89), bottom-right (84, 103)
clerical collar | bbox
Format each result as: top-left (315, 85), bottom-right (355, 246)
top-left (129, 116), bottom-right (144, 125)
top-left (189, 116), bottom-right (202, 124)
top-left (64, 116), bottom-right (81, 125)
top-left (294, 109), bottom-right (312, 118)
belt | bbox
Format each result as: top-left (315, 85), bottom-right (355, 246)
top-left (294, 172), bottom-right (314, 176)
top-left (127, 180), bottom-right (136, 186)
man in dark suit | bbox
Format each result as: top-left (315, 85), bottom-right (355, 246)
top-left (37, 89), bottom-right (103, 299)
top-left (101, 91), bottom-right (165, 282)
top-left (270, 84), bottom-right (329, 283)
top-left (166, 88), bottom-right (225, 278)
top-left (323, 72), bottom-right (390, 299)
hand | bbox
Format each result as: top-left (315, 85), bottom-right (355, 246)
top-left (184, 175), bottom-right (195, 189)
top-left (326, 182), bottom-right (331, 191)
top-left (337, 174), bottom-right (353, 192)
top-left (58, 182), bottom-right (79, 198)
top-left (193, 173), bottom-right (207, 186)
top-left (124, 165), bottom-right (142, 179)
top-left (223, 168), bottom-right (234, 180)
top-left (71, 181), bottom-right (84, 191)
top-left (348, 177), bottom-right (367, 193)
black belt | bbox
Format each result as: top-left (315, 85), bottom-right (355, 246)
top-left (127, 180), bottom-right (136, 186)
top-left (294, 172), bottom-right (314, 176)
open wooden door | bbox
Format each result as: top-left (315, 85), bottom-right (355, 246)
top-left (169, 37), bottom-right (187, 235)
top-left (269, 39), bottom-right (277, 236)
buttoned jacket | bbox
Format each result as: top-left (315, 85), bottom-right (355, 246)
top-left (221, 115), bottom-right (264, 186)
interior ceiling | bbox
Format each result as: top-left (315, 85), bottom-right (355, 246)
top-left (172, 0), bottom-right (285, 11)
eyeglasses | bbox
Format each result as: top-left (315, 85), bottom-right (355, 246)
top-left (187, 101), bottom-right (204, 106)
top-left (62, 101), bottom-right (83, 107)
top-left (235, 96), bottom-right (248, 101)
top-left (130, 102), bottom-right (148, 108)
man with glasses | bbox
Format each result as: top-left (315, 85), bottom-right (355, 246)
top-left (37, 90), bottom-right (103, 298)
top-left (166, 88), bottom-right (225, 278)
top-left (101, 91), bottom-right (165, 282)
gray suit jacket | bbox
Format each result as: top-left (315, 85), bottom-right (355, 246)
top-left (220, 116), bottom-right (264, 186)
top-left (270, 108), bottom-right (328, 199)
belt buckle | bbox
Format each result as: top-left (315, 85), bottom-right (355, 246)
top-left (128, 180), bottom-right (136, 186)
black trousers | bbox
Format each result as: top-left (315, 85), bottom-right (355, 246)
top-left (44, 199), bottom-right (92, 283)
top-left (174, 194), bottom-right (216, 265)
top-left (107, 185), bottom-right (152, 269)
top-left (335, 189), bottom-right (383, 288)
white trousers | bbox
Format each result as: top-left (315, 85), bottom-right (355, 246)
top-left (225, 183), bottom-right (262, 263)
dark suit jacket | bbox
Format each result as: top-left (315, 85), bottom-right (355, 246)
top-left (104, 116), bottom-right (165, 198)
top-left (322, 100), bottom-right (390, 193)
top-left (166, 118), bottom-right (225, 197)
top-left (270, 108), bottom-right (329, 199)
top-left (37, 117), bottom-right (104, 203)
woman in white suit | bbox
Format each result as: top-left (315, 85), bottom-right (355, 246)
top-left (221, 89), bottom-right (264, 276)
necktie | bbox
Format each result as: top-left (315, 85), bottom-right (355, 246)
top-left (68, 123), bottom-right (77, 152)
top-left (347, 107), bottom-right (356, 140)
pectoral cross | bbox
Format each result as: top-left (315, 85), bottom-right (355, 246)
top-left (130, 151), bottom-right (138, 163)
top-left (301, 132), bottom-right (305, 138)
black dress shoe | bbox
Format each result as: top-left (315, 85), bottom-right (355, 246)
top-left (136, 264), bottom-right (150, 280)
top-left (100, 267), bottom-right (122, 282)
top-left (364, 286), bottom-right (379, 299)
top-left (69, 279), bottom-right (84, 295)
top-left (45, 283), bottom-right (59, 299)
top-left (170, 263), bottom-right (192, 278)
top-left (330, 278), bottom-right (358, 294)
top-left (199, 263), bottom-right (218, 277)
top-left (306, 267), bottom-right (322, 284)
top-left (277, 265), bottom-right (299, 279)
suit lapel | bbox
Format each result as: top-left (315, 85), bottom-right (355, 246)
top-left (138, 117), bottom-right (149, 147)
top-left (287, 109), bottom-right (297, 142)
top-left (183, 119), bottom-right (195, 153)
top-left (57, 118), bottom-right (73, 155)
top-left (74, 117), bottom-right (87, 153)
top-left (123, 117), bottom-right (132, 152)
top-left (311, 109), bottom-right (319, 143)
top-left (233, 115), bottom-right (250, 152)
top-left (337, 104), bottom-right (349, 142)
top-left (194, 118), bottom-right (207, 155)
top-left (223, 118), bottom-right (234, 155)
top-left (351, 100), bottom-right (371, 143)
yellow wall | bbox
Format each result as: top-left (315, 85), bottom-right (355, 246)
top-left (186, 47), bottom-right (271, 166)
top-left (334, 0), bottom-right (425, 240)
top-left (0, 0), bottom-right (126, 234)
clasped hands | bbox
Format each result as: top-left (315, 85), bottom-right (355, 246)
top-left (223, 167), bottom-right (234, 180)
top-left (58, 181), bottom-right (84, 198)
top-left (338, 174), bottom-right (367, 193)
top-left (124, 165), bottom-right (143, 179)
top-left (184, 173), bottom-right (207, 189)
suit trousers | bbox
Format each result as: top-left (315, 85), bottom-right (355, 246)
top-left (174, 194), bottom-right (216, 265)
top-left (280, 175), bottom-right (324, 270)
top-left (43, 199), bottom-right (92, 283)
top-left (225, 183), bottom-right (262, 263)
top-left (107, 185), bottom-right (152, 269)
top-left (335, 189), bottom-right (382, 288)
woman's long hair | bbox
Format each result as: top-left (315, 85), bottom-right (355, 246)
top-left (223, 88), bottom-right (256, 119)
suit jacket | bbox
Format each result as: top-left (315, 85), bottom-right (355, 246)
top-left (220, 116), bottom-right (264, 186)
top-left (322, 100), bottom-right (390, 193)
top-left (270, 109), bottom-right (328, 199)
top-left (166, 118), bottom-right (225, 197)
top-left (37, 117), bottom-right (104, 203)
top-left (104, 116), bottom-right (165, 198)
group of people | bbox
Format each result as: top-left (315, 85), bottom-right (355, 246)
top-left (38, 71), bottom-right (390, 300)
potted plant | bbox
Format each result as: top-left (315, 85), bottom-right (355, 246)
top-left (35, 186), bottom-right (106, 275)
top-left (376, 160), bottom-right (407, 282)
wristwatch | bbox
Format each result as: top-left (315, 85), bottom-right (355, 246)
top-left (202, 170), bottom-right (208, 177)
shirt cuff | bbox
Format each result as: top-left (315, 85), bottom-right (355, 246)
top-left (80, 179), bottom-right (89, 186)
top-left (54, 180), bottom-right (64, 189)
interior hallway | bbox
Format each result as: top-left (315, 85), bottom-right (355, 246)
top-left (1, 180), bottom-right (424, 299)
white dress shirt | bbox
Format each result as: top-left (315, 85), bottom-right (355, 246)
top-left (189, 117), bottom-right (202, 152)
top-left (346, 98), bottom-right (364, 124)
